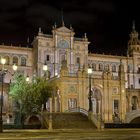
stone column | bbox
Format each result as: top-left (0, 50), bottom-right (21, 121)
top-left (48, 114), bottom-right (52, 131)
top-left (49, 98), bottom-right (52, 113)
top-left (49, 98), bottom-right (52, 131)
top-left (54, 97), bottom-right (57, 112)
top-left (59, 99), bottom-right (62, 112)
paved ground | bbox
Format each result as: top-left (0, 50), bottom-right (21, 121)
top-left (0, 129), bottom-right (140, 140)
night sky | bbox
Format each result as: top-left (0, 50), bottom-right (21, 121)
top-left (0, 0), bottom-right (139, 55)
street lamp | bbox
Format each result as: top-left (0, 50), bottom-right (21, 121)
top-left (43, 64), bottom-right (48, 71)
top-left (26, 75), bottom-right (29, 82)
top-left (0, 58), bottom-right (17, 132)
top-left (43, 64), bottom-right (48, 78)
top-left (12, 64), bottom-right (18, 71)
top-left (88, 67), bottom-right (92, 112)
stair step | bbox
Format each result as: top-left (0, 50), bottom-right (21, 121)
top-left (42, 112), bottom-right (96, 129)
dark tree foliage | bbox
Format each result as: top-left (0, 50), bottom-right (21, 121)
top-left (9, 73), bottom-right (52, 118)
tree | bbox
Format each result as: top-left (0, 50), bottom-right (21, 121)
top-left (34, 77), bottom-right (52, 111)
top-left (9, 73), bottom-right (52, 125)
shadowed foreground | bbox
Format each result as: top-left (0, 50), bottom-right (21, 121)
top-left (0, 129), bottom-right (140, 140)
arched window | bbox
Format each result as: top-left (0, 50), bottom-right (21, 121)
top-left (112, 65), bottom-right (116, 72)
top-left (105, 64), bottom-right (109, 71)
top-left (4, 56), bottom-right (10, 65)
top-left (13, 56), bottom-right (18, 65)
top-left (21, 57), bottom-right (26, 66)
top-left (92, 63), bottom-right (96, 71)
top-left (99, 63), bottom-right (103, 71)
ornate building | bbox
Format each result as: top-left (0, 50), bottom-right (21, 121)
top-left (0, 22), bottom-right (140, 126)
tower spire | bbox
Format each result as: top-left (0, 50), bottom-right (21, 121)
top-left (61, 8), bottom-right (65, 26)
top-left (127, 20), bottom-right (140, 56)
top-left (27, 36), bottom-right (30, 48)
top-left (132, 20), bottom-right (135, 31)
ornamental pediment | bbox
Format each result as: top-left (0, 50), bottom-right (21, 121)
top-left (56, 26), bottom-right (72, 33)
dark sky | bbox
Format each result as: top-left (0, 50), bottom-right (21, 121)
top-left (0, 0), bottom-right (139, 55)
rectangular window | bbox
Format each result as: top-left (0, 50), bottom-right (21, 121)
top-left (138, 67), bottom-right (140, 73)
top-left (0, 75), bottom-right (2, 83)
top-left (68, 98), bottom-right (77, 109)
top-left (131, 84), bottom-right (134, 89)
top-left (76, 57), bottom-right (80, 64)
top-left (114, 100), bottom-right (119, 110)
top-left (139, 78), bottom-right (140, 84)
top-left (61, 55), bottom-right (65, 62)
top-left (113, 99), bottom-right (119, 118)
top-left (46, 55), bottom-right (50, 61)
top-left (113, 99), bottom-right (119, 115)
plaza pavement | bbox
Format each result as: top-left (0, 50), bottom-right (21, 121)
top-left (0, 129), bottom-right (140, 140)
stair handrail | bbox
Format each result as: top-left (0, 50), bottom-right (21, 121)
top-left (65, 107), bottom-right (88, 116)
top-left (89, 113), bottom-right (104, 129)
top-left (79, 108), bottom-right (88, 116)
top-left (125, 109), bottom-right (140, 123)
top-left (90, 113), bottom-right (98, 127)
top-left (126, 109), bottom-right (140, 116)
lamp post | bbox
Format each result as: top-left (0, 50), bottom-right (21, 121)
top-left (43, 64), bottom-right (52, 130)
top-left (0, 58), bottom-right (17, 132)
top-left (43, 64), bottom-right (48, 111)
top-left (88, 67), bottom-right (92, 112)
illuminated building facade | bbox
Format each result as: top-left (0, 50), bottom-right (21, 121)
top-left (0, 22), bottom-right (140, 125)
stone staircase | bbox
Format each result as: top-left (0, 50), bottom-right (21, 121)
top-left (42, 112), bottom-right (96, 129)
